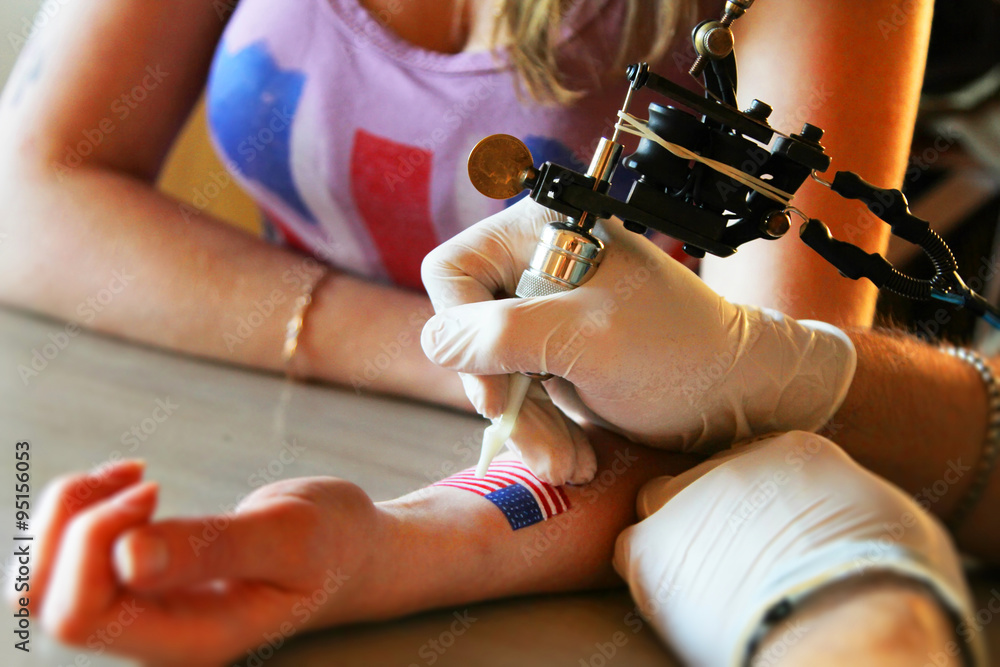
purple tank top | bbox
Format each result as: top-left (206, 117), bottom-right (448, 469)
top-left (206, 0), bottom-right (711, 290)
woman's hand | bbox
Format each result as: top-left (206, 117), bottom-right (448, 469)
top-left (9, 459), bottom-right (381, 666)
top-left (420, 199), bottom-right (857, 484)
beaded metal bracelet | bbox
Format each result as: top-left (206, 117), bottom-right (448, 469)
top-left (942, 346), bottom-right (1000, 531)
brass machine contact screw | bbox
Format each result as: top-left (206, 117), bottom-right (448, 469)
top-left (689, 0), bottom-right (755, 78)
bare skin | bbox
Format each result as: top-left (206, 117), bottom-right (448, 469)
top-left (13, 430), bottom-right (697, 666)
top-left (753, 574), bottom-right (961, 667)
top-left (0, 0), bottom-right (486, 410)
top-left (0, 1), bottom-right (962, 664)
top-left (0, 0), bottom-right (932, 407)
top-left (13, 424), bottom-right (966, 667)
top-left (702, 0), bottom-right (934, 328)
top-left (829, 330), bottom-right (1000, 563)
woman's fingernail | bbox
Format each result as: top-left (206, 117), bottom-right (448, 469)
top-left (111, 483), bottom-right (159, 520)
top-left (637, 475), bottom-right (675, 518)
top-left (114, 533), bottom-right (168, 583)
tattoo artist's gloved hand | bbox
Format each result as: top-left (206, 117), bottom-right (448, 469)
top-left (614, 431), bottom-right (981, 667)
top-left (420, 198), bottom-right (857, 484)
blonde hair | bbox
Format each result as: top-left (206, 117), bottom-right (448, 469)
top-left (493, 0), bottom-right (693, 105)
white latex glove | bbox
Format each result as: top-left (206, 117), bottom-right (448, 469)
top-left (614, 431), bottom-right (982, 667)
top-left (420, 197), bottom-right (857, 484)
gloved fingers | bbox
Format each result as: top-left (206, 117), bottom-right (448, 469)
top-left (614, 438), bottom-right (791, 582)
top-left (505, 382), bottom-right (597, 486)
top-left (634, 443), bottom-right (767, 519)
top-left (636, 473), bottom-right (692, 519)
top-left (459, 372), bottom-right (509, 420)
top-left (421, 293), bottom-right (582, 379)
top-left (633, 432), bottom-right (849, 519)
top-left (421, 197), bottom-right (564, 312)
top-left (546, 377), bottom-right (623, 434)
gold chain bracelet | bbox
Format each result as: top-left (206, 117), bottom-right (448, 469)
top-left (282, 268), bottom-right (332, 379)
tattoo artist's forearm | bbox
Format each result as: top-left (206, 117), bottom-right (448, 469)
top-left (832, 329), bottom-right (997, 559)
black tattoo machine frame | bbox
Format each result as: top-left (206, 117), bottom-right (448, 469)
top-left (468, 0), bottom-right (1000, 329)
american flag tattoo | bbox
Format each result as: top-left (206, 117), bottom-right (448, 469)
top-left (434, 460), bottom-right (571, 530)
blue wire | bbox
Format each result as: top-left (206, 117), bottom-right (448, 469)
top-left (930, 291), bottom-right (964, 306)
top-left (931, 290), bottom-right (1000, 330)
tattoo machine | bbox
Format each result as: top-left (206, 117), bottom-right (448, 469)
top-left (466, 0), bottom-right (1000, 476)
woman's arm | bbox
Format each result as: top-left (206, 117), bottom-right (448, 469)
top-left (372, 431), bottom-right (698, 617)
top-left (700, 0), bottom-right (934, 327)
top-left (20, 431), bottom-right (696, 665)
top-left (0, 0), bottom-right (466, 407)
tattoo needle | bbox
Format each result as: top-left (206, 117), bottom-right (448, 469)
top-left (476, 373), bottom-right (533, 477)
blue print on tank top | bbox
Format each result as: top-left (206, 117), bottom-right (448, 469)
top-left (505, 135), bottom-right (636, 208)
top-left (207, 40), bottom-right (317, 225)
